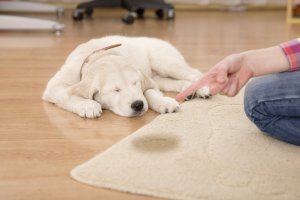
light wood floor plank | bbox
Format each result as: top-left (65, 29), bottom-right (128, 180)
top-left (1, 9), bottom-right (299, 200)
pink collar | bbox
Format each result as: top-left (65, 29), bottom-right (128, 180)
top-left (80, 43), bottom-right (122, 80)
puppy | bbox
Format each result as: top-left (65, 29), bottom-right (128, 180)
top-left (42, 36), bottom-right (209, 118)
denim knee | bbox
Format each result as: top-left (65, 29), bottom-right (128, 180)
top-left (244, 73), bottom-right (300, 145)
top-left (244, 80), bottom-right (275, 133)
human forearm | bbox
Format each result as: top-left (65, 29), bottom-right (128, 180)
top-left (240, 46), bottom-right (289, 77)
top-left (240, 38), bottom-right (300, 77)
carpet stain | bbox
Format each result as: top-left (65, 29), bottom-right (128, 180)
top-left (131, 134), bottom-right (179, 153)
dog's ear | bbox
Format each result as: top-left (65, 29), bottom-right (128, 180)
top-left (70, 81), bottom-right (99, 100)
top-left (138, 71), bottom-right (158, 92)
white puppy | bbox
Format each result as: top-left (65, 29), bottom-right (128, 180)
top-left (42, 35), bottom-right (209, 118)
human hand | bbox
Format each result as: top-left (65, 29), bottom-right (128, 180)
top-left (207, 53), bottom-right (254, 96)
top-left (176, 53), bottom-right (254, 101)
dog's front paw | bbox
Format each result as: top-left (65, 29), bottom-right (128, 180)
top-left (74, 100), bottom-right (102, 118)
top-left (156, 97), bottom-right (180, 114)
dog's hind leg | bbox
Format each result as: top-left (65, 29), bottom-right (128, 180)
top-left (151, 56), bottom-right (201, 81)
top-left (153, 75), bottom-right (210, 99)
top-left (152, 75), bottom-right (190, 92)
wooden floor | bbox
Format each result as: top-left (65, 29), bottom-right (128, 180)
top-left (1, 9), bottom-right (300, 200)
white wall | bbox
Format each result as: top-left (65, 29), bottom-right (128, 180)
top-left (28, 0), bottom-right (300, 7)
top-left (28, 0), bottom-right (291, 5)
top-left (166, 0), bottom-right (296, 6)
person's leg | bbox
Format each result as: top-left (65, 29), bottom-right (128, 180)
top-left (244, 70), bottom-right (300, 146)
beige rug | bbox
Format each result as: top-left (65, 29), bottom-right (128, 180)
top-left (71, 91), bottom-right (300, 200)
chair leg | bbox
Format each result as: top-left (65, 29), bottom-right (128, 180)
top-left (0, 15), bottom-right (64, 35)
top-left (0, 1), bottom-right (64, 17)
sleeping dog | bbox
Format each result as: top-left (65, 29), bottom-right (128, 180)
top-left (42, 36), bottom-right (210, 118)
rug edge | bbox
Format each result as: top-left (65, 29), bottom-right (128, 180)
top-left (70, 167), bottom-right (199, 200)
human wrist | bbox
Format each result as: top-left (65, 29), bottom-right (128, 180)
top-left (238, 51), bottom-right (255, 78)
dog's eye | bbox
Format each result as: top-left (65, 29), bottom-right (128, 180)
top-left (115, 88), bottom-right (120, 92)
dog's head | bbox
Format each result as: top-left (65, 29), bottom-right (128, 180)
top-left (71, 56), bottom-right (156, 117)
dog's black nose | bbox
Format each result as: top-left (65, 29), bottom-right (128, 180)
top-left (131, 100), bottom-right (144, 112)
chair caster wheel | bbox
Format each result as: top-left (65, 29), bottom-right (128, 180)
top-left (122, 12), bottom-right (136, 24)
top-left (155, 9), bottom-right (164, 19)
top-left (167, 9), bottom-right (175, 20)
top-left (85, 8), bottom-right (94, 17)
top-left (136, 8), bottom-right (145, 18)
top-left (72, 9), bottom-right (84, 21)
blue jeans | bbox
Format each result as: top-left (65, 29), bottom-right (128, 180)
top-left (244, 70), bottom-right (300, 146)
